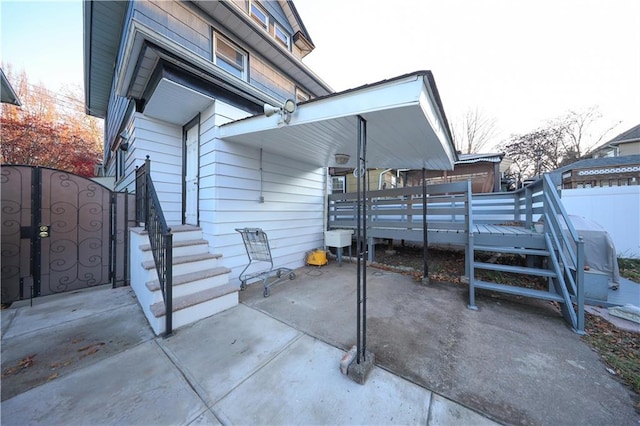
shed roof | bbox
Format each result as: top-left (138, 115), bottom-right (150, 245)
top-left (220, 71), bottom-right (457, 170)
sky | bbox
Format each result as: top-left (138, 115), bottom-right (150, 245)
top-left (2, 0), bottom-right (639, 150)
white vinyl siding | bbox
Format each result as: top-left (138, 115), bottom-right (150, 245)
top-left (117, 113), bottom-right (183, 224)
top-left (198, 101), bottom-right (326, 284)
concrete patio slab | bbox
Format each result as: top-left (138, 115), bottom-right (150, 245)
top-left (214, 334), bottom-right (434, 425)
top-left (241, 262), bottom-right (640, 425)
top-left (157, 304), bottom-right (303, 406)
top-left (1, 286), bottom-right (153, 401)
top-left (1, 341), bottom-right (208, 426)
top-left (2, 284), bottom-right (139, 339)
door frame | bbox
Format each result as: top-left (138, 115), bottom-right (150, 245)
top-left (182, 114), bottom-right (200, 225)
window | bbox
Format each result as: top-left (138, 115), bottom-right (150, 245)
top-left (250, 2), bottom-right (268, 29)
top-left (295, 87), bottom-right (310, 104)
top-left (274, 23), bottom-right (290, 49)
top-left (331, 176), bottom-right (345, 194)
top-left (214, 34), bottom-right (247, 80)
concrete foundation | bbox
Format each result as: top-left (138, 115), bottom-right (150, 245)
top-left (342, 345), bottom-right (375, 385)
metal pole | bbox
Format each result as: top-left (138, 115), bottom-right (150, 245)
top-left (360, 116), bottom-right (368, 361)
top-left (355, 117), bottom-right (362, 364)
top-left (422, 168), bottom-right (429, 283)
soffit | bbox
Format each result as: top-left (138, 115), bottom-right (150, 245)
top-left (220, 72), bottom-right (457, 170)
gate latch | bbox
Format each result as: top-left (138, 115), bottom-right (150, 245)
top-left (38, 225), bottom-right (50, 238)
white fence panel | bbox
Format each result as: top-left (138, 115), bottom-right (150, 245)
top-left (560, 186), bottom-right (640, 258)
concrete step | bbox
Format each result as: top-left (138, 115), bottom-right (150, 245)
top-left (473, 280), bottom-right (565, 303)
top-left (145, 267), bottom-right (231, 299)
top-left (135, 225), bottom-right (203, 243)
top-left (142, 253), bottom-right (223, 277)
top-left (473, 262), bottom-right (557, 278)
top-left (169, 225), bottom-right (203, 242)
top-left (139, 239), bottom-right (209, 259)
top-left (150, 283), bottom-right (238, 318)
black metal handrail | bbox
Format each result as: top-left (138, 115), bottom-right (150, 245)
top-left (138, 156), bottom-right (173, 336)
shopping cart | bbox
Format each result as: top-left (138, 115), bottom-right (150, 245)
top-left (235, 228), bottom-right (296, 297)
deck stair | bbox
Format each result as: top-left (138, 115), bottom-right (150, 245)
top-left (130, 225), bottom-right (238, 335)
top-left (467, 175), bottom-right (585, 333)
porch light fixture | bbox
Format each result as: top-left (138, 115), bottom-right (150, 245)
top-left (335, 153), bottom-right (350, 165)
top-left (119, 130), bottom-right (130, 151)
top-left (263, 98), bottom-right (296, 125)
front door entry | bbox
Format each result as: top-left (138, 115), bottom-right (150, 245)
top-left (184, 123), bottom-right (199, 225)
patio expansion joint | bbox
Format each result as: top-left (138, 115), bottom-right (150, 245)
top-left (154, 330), bottom-right (304, 422)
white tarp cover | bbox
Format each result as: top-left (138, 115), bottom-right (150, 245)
top-left (564, 215), bottom-right (620, 284)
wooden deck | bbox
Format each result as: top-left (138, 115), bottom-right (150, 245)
top-left (328, 176), bottom-right (589, 332)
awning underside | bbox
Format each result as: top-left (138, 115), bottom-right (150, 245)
top-left (219, 73), bottom-right (457, 170)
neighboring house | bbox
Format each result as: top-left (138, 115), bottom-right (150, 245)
top-left (0, 68), bottom-right (21, 106)
top-left (332, 153), bottom-right (508, 193)
top-left (84, 1), bottom-right (456, 333)
top-left (589, 123), bottom-right (640, 159)
top-left (549, 155), bottom-right (640, 189)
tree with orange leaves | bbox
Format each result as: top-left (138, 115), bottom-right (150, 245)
top-left (1, 66), bottom-right (103, 177)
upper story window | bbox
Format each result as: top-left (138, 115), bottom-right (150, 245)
top-left (248, 1), bottom-right (291, 52)
top-left (214, 33), bottom-right (248, 80)
top-left (250, 2), bottom-right (268, 29)
top-left (274, 23), bottom-right (290, 49)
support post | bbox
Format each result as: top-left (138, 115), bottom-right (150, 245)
top-left (422, 168), bottom-right (429, 284)
top-left (342, 115), bottom-right (375, 384)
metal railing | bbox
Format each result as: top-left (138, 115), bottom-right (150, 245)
top-left (136, 156), bottom-right (173, 336)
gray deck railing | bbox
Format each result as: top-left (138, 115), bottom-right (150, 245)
top-left (136, 156), bottom-right (173, 337)
top-left (328, 181), bottom-right (470, 244)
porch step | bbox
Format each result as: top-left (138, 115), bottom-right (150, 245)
top-left (146, 266), bottom-right (231, 291)
top-left (142, 252), bottom-right (222, 271)
top-left (474, 245), bottom-right (550, 257)
top-left (139, 239), bottom-right (208, 252)
top-left (130, 227), bottom-right (239, 336)
top-left (474, 280), bottom-right (564, 303)
top-left (150, 283), bottom-right (238, 318)
top-left (139, 239), bottom-right (209, 259)
top-left (474, 262), bottom-right (557, 278)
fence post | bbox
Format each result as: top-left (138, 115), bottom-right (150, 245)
top-left (144, 156), bottom-right (150, 231)
top-left (165, 232), bottom-right (173, 337)
top-left (575, 237), bottom-right (585, 333)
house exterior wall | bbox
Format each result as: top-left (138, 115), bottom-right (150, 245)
top-left (198, 100), bottom-right (326, 282)
top-left (560, 186), bottom-right (640, 258)
top-left (103, 0), bottom-right (313, 180)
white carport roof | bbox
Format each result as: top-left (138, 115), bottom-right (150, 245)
top-left (220, 71), bottom-right (457, 170)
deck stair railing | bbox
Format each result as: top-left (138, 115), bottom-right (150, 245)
top-left (136, 156), bottom-right (173, 336)
top-left (327, 176), bottom-right (585, 333)
top-left (469, 175), bottom-right (584, 333)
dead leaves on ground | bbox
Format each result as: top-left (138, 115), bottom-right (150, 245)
top-left (1, 354), bottom-right (36, 377)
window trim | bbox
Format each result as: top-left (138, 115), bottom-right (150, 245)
top-left (331, 176), bottom-right (346, 194)
top-left (274, 22), bottom-right (290, 50)
top-left (213, 32), bottom-right (248, 81)
top-left (250, 1), bottom-right (269, 30)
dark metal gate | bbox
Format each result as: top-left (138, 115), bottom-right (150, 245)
top-left (1, 166), bottom-right (133, 304)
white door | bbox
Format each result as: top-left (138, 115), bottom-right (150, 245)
top-left (185, 124), bottom-right (199, 225)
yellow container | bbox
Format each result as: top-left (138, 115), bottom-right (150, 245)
top-left (306, 249), bottom-right (328, 266)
